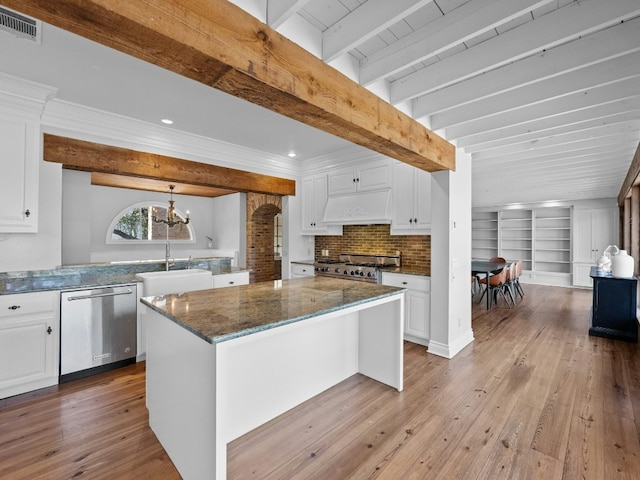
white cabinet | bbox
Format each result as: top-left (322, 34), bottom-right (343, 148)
top-left (0, 117), bottom-right (39, 233)
top-left (0, 291), bottom-right (59, 399)
top-left (391, 162), bottom-right (431, 235)
top-left (573, 208), bottom-right (617, 287)
top-left (381, 272), bottom-right (430, 346)
top-left (327, 160), bottom-right (391, 196)
top-left (301, 174), bottom-right (342, 235)
top-left (291, 263), bottom-right (315, 278)
top-left (212, 271), bottom-right (250, 289)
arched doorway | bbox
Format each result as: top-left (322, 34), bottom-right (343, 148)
top-left (247, 193), bottom-right (282, 283)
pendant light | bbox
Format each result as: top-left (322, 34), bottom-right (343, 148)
top-left (153, 184), bottom-right (190, 227)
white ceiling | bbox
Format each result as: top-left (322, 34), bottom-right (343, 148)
top-left (1, 0), bottom-right (639, 208)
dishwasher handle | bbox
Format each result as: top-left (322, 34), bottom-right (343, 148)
top-left (66, 289), bottom-right (134, 301)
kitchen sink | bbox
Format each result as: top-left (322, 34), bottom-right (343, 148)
top-left (136, 269), bottom-right (213, 296)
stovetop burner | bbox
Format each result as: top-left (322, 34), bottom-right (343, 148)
top-left (314, 253), bottom-right (401, 283)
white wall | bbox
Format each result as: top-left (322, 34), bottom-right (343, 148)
top-left (61, 170), bottom-right (230, 265)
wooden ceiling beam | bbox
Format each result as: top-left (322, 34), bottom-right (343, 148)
top-left (4, 0), bottom-right (454, 172)
top-left (44, 134), bottom-right (295, 196)
top-left (618, 142), bottom-right (640, 205)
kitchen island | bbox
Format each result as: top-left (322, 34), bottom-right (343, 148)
top-left (141, 276), bottom-right (405, 480)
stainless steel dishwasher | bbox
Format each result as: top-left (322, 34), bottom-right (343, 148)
top-left (60, 284), bottom-right (137, 382)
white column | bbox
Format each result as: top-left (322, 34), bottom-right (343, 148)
top-left (429, 148), bottom-right (474, 358)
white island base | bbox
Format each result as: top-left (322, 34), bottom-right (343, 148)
top-left (146, 294), bottom-right (404, 480)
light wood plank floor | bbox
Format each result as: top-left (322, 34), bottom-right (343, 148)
top-left (1, 284), bottom-right (639, 479)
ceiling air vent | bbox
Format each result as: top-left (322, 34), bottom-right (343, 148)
top-left (0, 6), bottom-right (41, 43)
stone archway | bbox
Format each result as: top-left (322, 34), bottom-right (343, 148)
top-left (247, 193), bottom-right (282, 283)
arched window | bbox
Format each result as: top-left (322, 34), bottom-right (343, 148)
top-left (106, 202), bottom-right (195, 244)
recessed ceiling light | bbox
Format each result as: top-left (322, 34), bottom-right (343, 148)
top-left (161, 118), bottom-right (174, 125)
top-left (288, 152), bottom-right (297, 158)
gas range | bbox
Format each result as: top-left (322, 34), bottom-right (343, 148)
top-left (315, 253), bottom-right (401, 283)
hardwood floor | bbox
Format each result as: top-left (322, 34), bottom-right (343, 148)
top-left (1, 284), bottom-right (639, 479)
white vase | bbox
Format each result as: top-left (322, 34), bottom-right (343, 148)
top-left (611, 250), bottom-right (635, 278)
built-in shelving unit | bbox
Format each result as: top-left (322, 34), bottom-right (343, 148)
top-left (472, 205), bottom-right (573, 286)
top-left (534, 207), bottom-right (571, 274)
top-left (471, 211), bottom-right (498, 259)
top-left (500, 209), bottom-right (532, 271)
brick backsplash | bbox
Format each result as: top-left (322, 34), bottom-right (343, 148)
top-left (314, 225), bottom-right (430, 273)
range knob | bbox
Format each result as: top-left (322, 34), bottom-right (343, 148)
top-left (334, 267), bottom-right (341, 273)
top-left (367, 271), bottom-right (375, 277)
top-left (359, 271), bottom-right (364, 276)
top-left (350, 270), bottom-right (356, 276)
top-left (344, 269), bottom-right (349, 275)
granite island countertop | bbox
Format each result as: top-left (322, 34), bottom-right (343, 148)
top-left (141, 276), bottom-right (405, 344)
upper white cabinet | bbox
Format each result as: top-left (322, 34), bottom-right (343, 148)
top-left (0, 291), bottom-right (59, 399)
top-left (0, 116), bottom-right (39, 233)
top-left (0, 75), bottom-right (55, 234)
top-left (327, 159), bottom-right (391, 196)
top-left (301, 174), bottom-right (342, 235)
top-left (572, 207), bottom-right (617, 287)
top-left (391, 161), bottom-right (431, 235)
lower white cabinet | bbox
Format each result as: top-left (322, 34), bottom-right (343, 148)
top-left (381, 272), bottom-right (430, 346)
top-left (0, 291), bottom-right (59, 399)
top-left (212, 271), bottom-right (250, 289)
top-left (291, 263), bottom-right (315, 278)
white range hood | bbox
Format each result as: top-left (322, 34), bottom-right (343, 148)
top-left (322, 190), bottom-right (392, 225)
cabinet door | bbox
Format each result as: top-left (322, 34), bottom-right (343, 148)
top-left (313, 175), bottom-right (329, 226)
top-left (406, 290), bottom-right (430, 340)
top-left (327, 168), bottom-right (356, 196)
top-left (357, 162), bottom-right (390, 192)
top-left (573, 210), bottom-right (595, 263)
top-left (591, 208), bottom-right (616, 260)
top-left (301, 176), bottom-right (317, 233)
top-left (0, 118), bottom-right (39, 233)
top-left (0, 315), bottom-right (56, 394)
top-left (392, 162), bottom-right (415, 231)
top-left (414, 168), bottom-right (431, 230)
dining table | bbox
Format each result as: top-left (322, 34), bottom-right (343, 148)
top-left (471, 259), bottom-right (508, 309)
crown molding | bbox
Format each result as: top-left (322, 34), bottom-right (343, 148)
top-left (40, 99), bottom-right (300, 179)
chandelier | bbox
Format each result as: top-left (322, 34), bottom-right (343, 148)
top-left (153, 184), bottom-right (190, 227)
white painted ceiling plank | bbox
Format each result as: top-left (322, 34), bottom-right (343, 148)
top-left (445, 78), bottom-right (640, 139)
top-left (470, 121), bottom-right (640, 159)
top-left (464, 114), bottom-right (640, 154)
top-left (472, 135), bottom-right (640, 164)
top-left (322, 0), bottom-right (432, 62)
top-left (267, 0), bottom-right (312, 29)
top-left (390, 0), bottom-right (640, 103)
top-left (358, 0), bottom-right (555, 86)
top-left (457, 100), bottom-right (640, 149)
top-left (473, 147), bottom-right (637, 170)
top-left (413, 17), bottom-right (640, 117)
top-left (431, 53), bottom-right (640, 129)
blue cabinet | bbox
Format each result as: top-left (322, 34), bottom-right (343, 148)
top-left (589, 267), bottom-right (638, 342)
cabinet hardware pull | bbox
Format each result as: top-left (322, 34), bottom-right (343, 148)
top-left (25, 209), bottom-right (31, 217)
top-left (67, 289), bottom-right (133, 301)
top-left (409, 218), bottom-right (413, 223)
top-left (8, 305), bottom-right (21, 310)
top-left (47, 326), bottom-right (52, 335)
top-left (402, 281), bottom-right (408, 285)
top-left (414, 218), bottom-right (417, 223)
top-left (229, 281), bottom-right (235, 285)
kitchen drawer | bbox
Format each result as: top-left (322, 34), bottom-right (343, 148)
top-left (0, 291), bottom-right (58, 319)
top-left (291, 263), bottom-right (315, 277)
top-left (381, 273), bottom-right (430, 292)
top-left (212, 271), bottom-right (249, 289)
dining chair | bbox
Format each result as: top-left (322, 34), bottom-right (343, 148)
top-left (474, 256), bottom-right (506, 295)
top-left (514, 259), bottom-right (525, 299)
top-left (503, 262), bottom-right (517, 305)
top-left (477, 266), bottom-right (511, 309)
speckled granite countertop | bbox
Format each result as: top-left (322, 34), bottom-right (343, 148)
top-left (0, 258), bottom-right (246, 295)
top-left (141, 276), bottom-right (405, 344)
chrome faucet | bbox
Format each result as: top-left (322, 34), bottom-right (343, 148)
top-left (165, 241), bottom-right (172, 271)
